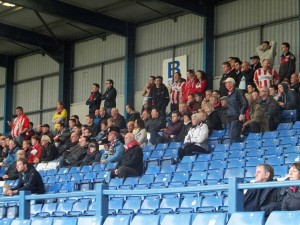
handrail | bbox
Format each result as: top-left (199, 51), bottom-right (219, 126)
top-left (1, 178), bottom-right (300, 221)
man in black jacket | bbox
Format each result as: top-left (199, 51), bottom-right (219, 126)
top-left (6, 158), bottom-right (45, 195)
top-left (112, 133), bottom-right (143, 178)
top-left (278, 42), bottom-right (296, 82)
top-left (86, 83), bottom-right (102, 115)
top-left (40, 135), bottom-right (58, 162)
top-left (244, 164), bottom-right (285, 218)
top-left (101, 79), bottom-right (117, 116)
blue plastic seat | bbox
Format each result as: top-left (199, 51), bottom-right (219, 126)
top-left (245, 140), bottom-right (262, 149)
top-left (138, 174), bottom-right (155, 186)
top-left (109, 197), bottom-right (124, 215)
top-left (198, 195), bottom-right (224, 212)
top-left (80, 165), bottom-right (93, 173)
top-left (246, 133), bottom-right (262, 141)
top-left (153, 173), bottom-right (172, 186)
top-left (278, 129), bottom-right (295, 137)
top-left (52, 202), bottom-right (74, 217)
top-left (149, 150), bottom-right (164, 159)
top-left (196, 154), bottom-right (212, 161)
top-left (163, 148), bottom-right (179, 159)
top-left (52, 217), bottom-right (77, 225)
top-left (109, 178), bottom-right (124, 188)
top-left (171, 171), bottom-right (190, 183)
top-left (0, 218), bottom-right (13, 225)
top-left (161, 213), bottom-right (192, 225)
top-left (67, 201), bottom-right (89, 216)
top-left (105, 162), bottom-right (118, 170)
top-left (58, 174), bottom-right (71, 183)
top-left (46, 183), bottom-right (62, 193)
top-left (156, 143), bottom-right (169, 150)
top-left (46, 169), bottom-right (58, 176)
top-left (143, 145), bottom-right (156, 151)
top-left (227, 211), bottom-right (265, 225)
top-left (119, 196), bottom-right (142, 214)
top-left (157, 196), bottom-right (181, 214)
top-left (92, 163), bottom-right (103, 172)
top-left (130, 214), bottom-right (160, 225)
top-left (277, 122), bottom-right (293, 130)
top-left (70, 173), bottom-right (84, 183)
top-left (95, 171), bottom-right (111, 183)
top-left (176, 163), bottom-right (193, 172)
top-left (68, 167), bottom-right (81, 174)
top-left (168, 142), bottom-right (182, 149)
top-left (227, 150), bottom-right (245, 159)
top-left (245, 148), bottom-right (264, 157)
top-left (6, 203), bottom-right (18, 218)
top-left (122, 177), bottom-right (139, 188)
top-left (211, 152), bottom-right (228, 161)
top-left (245, 157), bottom-right (265, 167)
top-left (262, 139), bottom-right (279, 147)
top-left (264, 155), bottom-right (284, 166)
top-left (10, 219), bottom-right (31, 225)
top-left (262, 146), bottom-right (283, 156)
top-left (83, 201), bottom-right (96, 216)
top-left (181, 155), bottom-right (197, 163)
top-left (224, 168), bottom-right (245, 179)
top-left (265, 210), bottom-right (300, 225)
top-left (227, 158), bottom-right (246, 168)
top-left (229, 142), bottom-right (245, 150)
top-left (77, 216), bottom-right (102, 225)
top-left (207, 169), bottom-right (224, 180)
top-left (245, 167), bottom-right (256, 179)
top-left (192, 213), bottom-right (227, 225)
top-left (209, 130), bottom-right (226, 140)
top-left (262, 131), bottom-right (279, 139)
top-left (284, 146), bottom-right (300, 154)
top-left (83, 172), bottom-right (97, 181)
top-left (160, 164), bottom-right (176, 173)
top-left (214, 144), bottom-right (230, 152)
top-left (284, 153), bottom-right (300, 164)
top-left (145, 165), bottom-right (160, 175)
top-left (193, 161), bottom-right (209, 171)
top-left (30, 204), bottom-right (43, 217)
top-left (209, 160), bottom-right (226, 170)
top-left (273, 165), bottom-right (289, 177)
top-left (60, 181), bottom-right (77, 192)
top-left (280, 136), bottom-right (298, 147)
top-left (139, 195), bottom-right (160, 214)
top-left (190, 171), bottom-right (207, 182)
top-left (37, 203), bottom-right (57, 217)
top-left (177, 196), bottom-right (202, 213)
top-left (103, 215), bottom-right (131, 225)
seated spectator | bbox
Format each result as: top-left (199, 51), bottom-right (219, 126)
top-left (237, 61), bottom-right (254, 93)
top-left (41, 124), bottom-right (54, 143)
top-left (73, 124), bottom-right (82, 136)
top-left (174, 111), bottom-right (192, 142)
top-left (57, 132), bottom-right (80, 158)
top-left (187, 94), bottom-right (197, 112)
top-left (28, 135), bottom-right (43, 165)
top-left (99, 106), bottom-right (109, 123)
top-left (178, 111), bottom-right (209, 160)
top-left (94, 109), bottom-right (101, 126)
top-left (0, 137), bottom-right (9, 162)
top-left (100, 118), bottom-right (120, 144)
top-left (291, 73), bottom-right (300, 93)
top-left (35, 124), bottom-right (43, 137)
top-left (247, 83), bottom-right (257, 94)
top-left (85, 114), bottom-right (100, 138)
top-left (209, 95), bottom-right (222, 112)
top-left (100, 131), bottom-right (124, 166)
top-left (282, 162), bottom-right (300, 211)
top-left (244, 164), bottom-right (284, 218)
top-left (150, 110), bottom-right (183, 145)
top-left (68, 119), bottom-right (76, 132)
top-left (78, 142), bottom-right (101, 166)
top-left (126, 104), bottom-right (140, 122)
top-left (204, 89), bottom-right (213, 102)
top-left (0, 150), bottom-right (26, 181)
top-left (24, 122), bottom-right (35, 140)
top-left (61, 136), bottom-right (89, 167)
top-left (219, 96), bottom-right (228, 129)
top-left (53, 123), bottom-right (70, 146)
top-left (132, 118), bottom-right (147, 148)
top-left (258, 86), bottom-right (281, 131)
top-left (71, 115), bottom-right (82, 126)
top-left (269, 85), bottom-right (280, 101)
top-left (4, 158), bottom-right (45, 195)
top-left (194, 92), bottom-right (203, 111)
top-left (145, 108), bottom-right (165, 133)
top-left (252, 90), bottom-right (260, 101)
top-left (203, 102), bottom-right (223, 133)
top-left (178, 102), bottom-right (189, 116)
top-left (52, 101), bottom-right (68, 131)
top-left (111, 133), bottom-right (143, 178)
top-left (126, 121), bottom-right (135, 134)
top-left (40, 135), bottom-right (58, 162)
top-left (243, 93), bottom-right (269, 133)
top-left (141, 110), bottom-right (151, 124)
top-left (3, 139), bottom-right (20, 167)
top-left (22, 140), bottom-right (31, 160)
top-left (82, 127), bottom-right (92, 138)
top-left (111, 108), bottom-right (127, 130)
top-left (94, 120), bottom-right (108, 144)
top-left (277, 82), bottom-right (297, 110)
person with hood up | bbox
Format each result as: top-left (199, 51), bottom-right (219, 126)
top-left (277, 82), bottom-right (297, 110)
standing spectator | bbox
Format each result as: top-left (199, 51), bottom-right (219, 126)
top-left (86, 83), bottom-right (102, 115)
top-left (219, 62), bottom-right (236, 97)
top-left (183, 70), bottom-right (197, 102)
top-left (195, 70), bottom-right (208, 97)
top-left (234, 60), bottom-right (242, 79)
top-left (219, 96), bottom-right (228, 129)
top-left (256, 41), bottom-right (277, 67)
top-left (40, 135), bottom-right (58, 162)
top-left (5, 158), bottom-right (45, 195)
top-left (111, 108), bottom-right (127, 130)
top-left (7, 106), bottom-right (29, 145)
top-left (178, 111), bottom-right (209, 160)
top-left (258, 86), bottom-right (281, 131)
top-left (52, 101), bottom-right (68, 131)
top-left (254, 59), bottom-right (279, 90)
top-left (225, 78), bottom-right (247, 143)
top-left (148, 76), bottom-right (170, 119)
top-left (28, 136), bottom-right (43, 165)
top-left (112, 133), bottom-right (143, 178)
top-left (250, 56), bottom-right (262, 72)
top-left (170, 72), bottom-right (185, 112)
top-left (141, 76), bottom-right (155, 103)
top-left (101, 79), bottom-right (117, 116)
top-left (237, 61), bottom-right (254, 93)
top-left (278, 42), bottom-right (296, 81)
top-left (24, 122), bottom-right (35, 141)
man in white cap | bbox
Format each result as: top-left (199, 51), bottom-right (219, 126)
top-left (224, 77), bottom-right (247, 143)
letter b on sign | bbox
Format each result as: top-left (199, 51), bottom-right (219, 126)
top-left (168, 61), bottom-right (180, 78)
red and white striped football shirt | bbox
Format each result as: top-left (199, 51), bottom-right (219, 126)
top-left (170, 81), bottom-right (185, 104)
top-left (254, 68), bottom-right (279, 88)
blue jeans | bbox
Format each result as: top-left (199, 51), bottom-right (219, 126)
top-left (227, 120), bottom-right (243, 143)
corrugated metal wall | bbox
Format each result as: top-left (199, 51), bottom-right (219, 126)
top-left (42, 76), bottom-right (59, 109)
top-left (175, 43), bottom-right (203, 71)
top-left (0, 67), bottom-right (5, 85)
top-left (136, 14), bottom-right (204, 54)
top-left (214, 0), bottom-right (299, 88)
top-left (0, 88), bottom-right (4, 118)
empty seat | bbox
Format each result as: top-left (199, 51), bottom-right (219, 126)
top-left (168, 142), bottom-right (182, 149)
top-left (57, 167), bottom-right (70, 175)
top-left (67, 200), bottom-right (89, 216)
top-left (52, 202), bottom-right (74, 217)
top-left (209, 160), bottom-right (226, 170)
top-left (262, 131), bottom-right (278, 139)
top-left (224, 168), bottom-right (245, 179)
top-left (192, 213), bottom-right (227, 225)
top-left (181, 155), bottom-right (197, 163)
top-left (207, 169), bottom-right (224, 180)
top-left (109, 197), bottom-right (124, 215)
top-left (160, 211), bottom-right (192, 225)
top-left (227, 150), bottom-right (245, 159)
top-left (245, 167), bottom-right (256, 179)
top-left (263, 147), bottom-right (283, 156)
top-left (10, 219), bottom-right (31, 225)
top-left (130, 214), bottom-right (160, 225)
top-left (284, 153), bottom-right (300, 164)
top-left (0, 218), bottom-right (13, 225)
top-left (30, 204), bottom-right (43, 217)
top-left (199, 195), bottom-right (224, 212)
top-left (229, 142), bottom-right (245, 150)
top-left (31, 217), bottom-right (53, 225)
top-left (245, 148), bottom-right (264, 157)
top-left (190, 171), bottom-right (207, 182)
top-left (138, 174), bottom-right (155, 186)
top-left (52, 217), bottom-right (77, 225)
top-left (37, 203), bottom-right (57, 217)
top-left (193, 161), bottom-right (209, 171)
top-left (284, 146), bottom-right (300, 154)
top-left (139, 195), bottom-right (160, 214)
top-left (246, 133), bottom-right (262, 141)
top-left (103, 215), bottom-right (131, 225)
top-left (119, 196), bottom-right (142, 214)
top-left (265, 210), bottom-right (300, 225)
top-left (214, 144), bottom-right (230, 152)
top-left (277, 122), bottom-right (293, 130)
top-left (77, 216), bottom-right (102, 225)
top-left (211, 152), bottom-right (228, 161)
top-left (157, 196), bottom-right (180, 214)
top-left (227, 211), bottom-right (265, 225)
top-left (245, 157), bottom-right (265, 167)
top-left (278, 129), bottom-right (295, 137)
top-left (171, 171), bottom-right (190, 183)
top-left (6, 203), bottom-right (18, 218)
top-left (153, 173), bottom-right (172, 185)
top-left (245, 140), bottom-right (262, 149)
top-left (177, 196), bottom-right (202, 213)
top-left (109, 178), bottom-right (124, 188)
top-left (262, 139), bottom-right (279, 147)
top-left (227, 158), bottom-right (245, 168)
top-left (160, 164), bottom-right (176, 173)
top-left (273, 165), bottom-right (289, 177)
top-left (176, 163), bottom-right (193, 172)
top-left (196, 154), bottom-right (212, 162)
top-left (145, 166), bottom-right (160, 175)
top-left (264, 155), bottom-right (284, 166)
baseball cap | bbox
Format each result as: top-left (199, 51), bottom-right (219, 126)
top-left (41, 124), bottom-right (50, 128)
top-left (223, 77), bottom-right (236, 84)
top-left (250, 55), bottom-right (260, 60)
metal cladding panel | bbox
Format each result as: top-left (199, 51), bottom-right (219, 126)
top-left (214, 29), bottom-right (260, 79)
top-left (136, 14), bottom-right (204, 54)
top-left (0, 67), bottom-right (5, 85)
top-left (42, 111), bottom-right (56, 130)
top-left (74, 35), bottom-right (126, 68)
top-left (175, 42), bottom-right (203, 77)
top-left (215, 0), bottom-right (299, 35)
top-left (14, 80), bottom-right (41, 112)
top-left (0, 120), bottom-right (3, 133)
top-left (0, 88), bottom-right (4, 117)
top-left (27, 114), bottom-right (41, 129)
top-left (72, 66), bottom-right (102, 103)
top-left (262, 20), bottom-right (299, 72)
top-left (42, 75), bottom-right (59, 109)
top-left (103, 61), bottom-right (125, 95)
top-left (15, 54), bottom-right (59, 81)
top-left (136, 50), bottom-right (172, 91)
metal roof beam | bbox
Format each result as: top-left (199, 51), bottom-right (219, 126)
top-left (5, 0), bottom-right (129, 36)
top-left (0, 54), bottom-right (7, 67)
top-left (158, 0), bottom-right (207, 16)
top-left (0, 23), bottom-right (63, 62)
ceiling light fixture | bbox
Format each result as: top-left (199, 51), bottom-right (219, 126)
top-left (2, 2), bottom-right (15, 7)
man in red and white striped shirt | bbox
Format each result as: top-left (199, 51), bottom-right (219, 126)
top-left (170, 72), bottom-right (185, 112)
top-left (254, 59), bottom-right (279, 90)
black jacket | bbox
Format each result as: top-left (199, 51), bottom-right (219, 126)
top-left (65, 145), bottom-right (88, 167)
top-left (11, 165), bottom-right (45, 194)
top-left (41, 144), bottom-right (58, 162)
top-left (118, 144), bottom-right (143, 176)
top-left (88, 123), bottom-right (100, 138)
top-left (277, 83), bottom-right (297, 110)
top-left (207, 111), bottom-right (223, 134)
top-left (86, 91), bottom-right (102, 114)
top-left (236, 69), bottom-right (254, 91)
top-left (282, 187), bottom-right (300, 211)
top-left (258, 96), bottom-right (281, 131)
top-left (219, 70), bottom-right (236, 97)
top-left (174, 122), bottom-right (192, 142)
top-left (148, 85), bottom-right (170, 111)
top-left (4, 161), bottom-right (19, 180)
top-left (78, 150), bottom-right (101, 166)
top-left (279, 51), bottom-right (296, 80)
top-left (101, 87), bottom-right (117, 109)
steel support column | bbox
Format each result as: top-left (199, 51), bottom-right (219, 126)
top-left (124, 24), bottom-right (136, 111)
top-left (202, 4), bottom-right (214, 89)
top-left (58, 42), bottom-right (72, 116)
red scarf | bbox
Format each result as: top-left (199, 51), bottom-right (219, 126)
top-left (89, 92), bottom-right (95, 101)
top-left (124, 140), bottom-right (140, 151)
top-left (290, 186), bottom-right (298, 193)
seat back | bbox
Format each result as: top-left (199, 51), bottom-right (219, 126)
top-left (131, 214), bottom-right (160, 225)
top-left (160, 213), bottom-right (192, 225)
top-left (265, 211), bottom-right (300, 225)
top-left (192, 213), bottom-right (227, 225)
top-left (227, 212), bottom-right (265, 225)
top-left (103, 215), bottom-right (132, 225)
